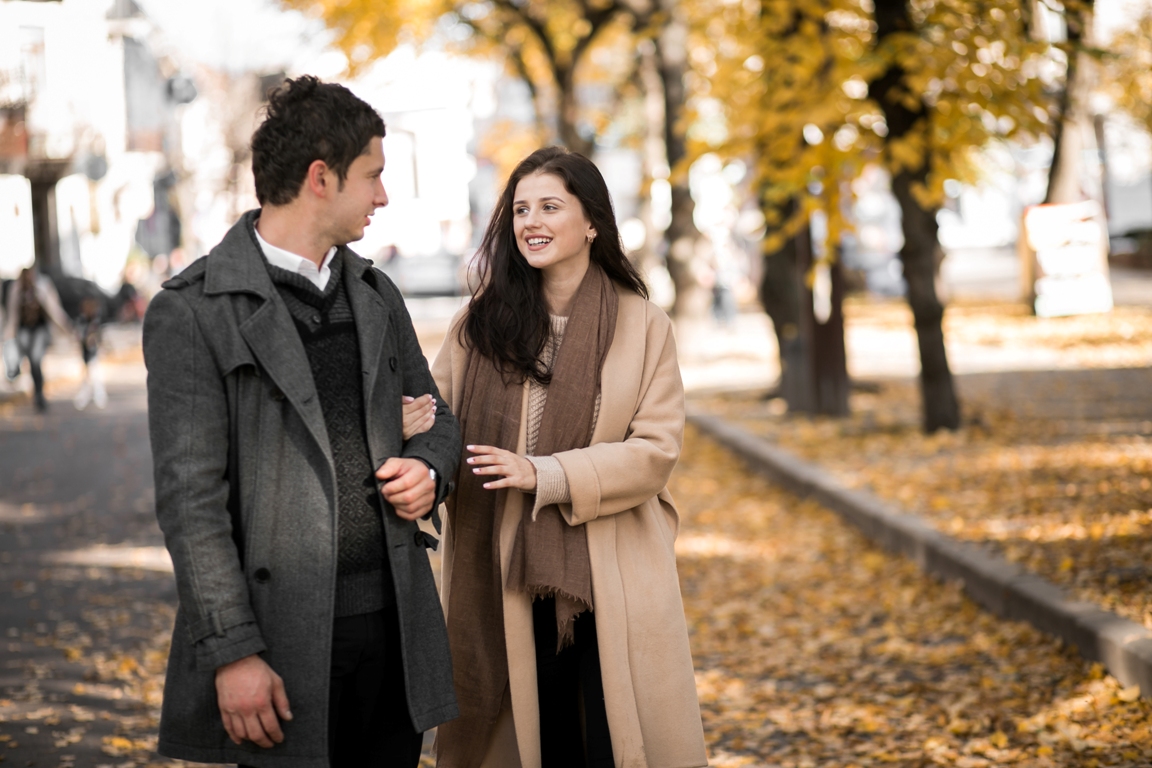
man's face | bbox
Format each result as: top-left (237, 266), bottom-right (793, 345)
top-left (327, 136), bottom-right (388, 245)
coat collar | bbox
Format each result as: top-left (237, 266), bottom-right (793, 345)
top-left (203, 210), bottom-right (274, 298)
top-left (203, 209), bottom-right (379, 297)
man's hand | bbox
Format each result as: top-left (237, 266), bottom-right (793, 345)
top-left (376, 457), bottom-right (436, 520)
top-left (401, 394), bottom-right (436, 440)
top-left (215, 654), bottom-right (292, 748)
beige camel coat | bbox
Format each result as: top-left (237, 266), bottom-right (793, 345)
top-left (431, 285), bottom-right (707, 768)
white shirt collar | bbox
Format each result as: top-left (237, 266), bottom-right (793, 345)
top-left (253, 225), bottom-right (337, 291)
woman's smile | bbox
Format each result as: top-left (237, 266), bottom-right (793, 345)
top-left (524, 235), bottom-right (553, 251)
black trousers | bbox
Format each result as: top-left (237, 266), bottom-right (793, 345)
top-left (533, 597), bottom-right (614, 768)
top-left (242, 606), bottom-right (422, 768)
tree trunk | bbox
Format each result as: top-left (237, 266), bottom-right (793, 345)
top-left (1045, 0), bottom-right (1096, 205)
top-left (26, 159), bottom-right (71, 279)
top-left (801, 258), bottom-right (849, 416)
top-left (758, 198), bottom-right (848, 415)
top-left (654, 0), bottom-right (707, 318)
top-left (759, 214), bottom-right (805, 405)
top-left (634, 40), bottom-right (666, 271)
top-left (556, 66), bottom-right (594, 157)
top-left (870, 0), bottom-right (960, 432)
top-left (891, 170), bottom-right (960, 432)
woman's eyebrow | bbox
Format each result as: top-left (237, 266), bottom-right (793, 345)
top-left (513, 196), bottom-right (565, 205)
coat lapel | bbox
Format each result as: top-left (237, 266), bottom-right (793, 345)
top-left (205, 211), bottom-right (333, 464)
top-left (239, 298), bottom-right (332, 462)
top-left (342, 251), bottom-right (392, 458)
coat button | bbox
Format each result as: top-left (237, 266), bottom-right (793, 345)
top-left (270, 387), bottom-right (285, 401)
top-left (389, 356), bottom-right (398, 372)
top-left (311, 314), bottom-right (321, 324)
top-left (253, 568), bottom-right (271, 583)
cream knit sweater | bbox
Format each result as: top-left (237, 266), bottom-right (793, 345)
top-left (524, 315), bottom-right (600, 519)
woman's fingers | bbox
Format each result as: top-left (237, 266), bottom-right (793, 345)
top-left (401, 395), bottom-right (437, 440)
top-left (466, 446), bottom-right (536, 491)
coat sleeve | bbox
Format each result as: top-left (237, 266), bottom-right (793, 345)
top-left (388, 285), bottom-right (462, 506)
top-left (552, 306), bottom-right (684, 526)
top-left (144, 289), bottom-right (267, 671)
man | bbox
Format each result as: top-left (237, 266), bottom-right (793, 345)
top-left (144, 76), bottom-right (460, 767)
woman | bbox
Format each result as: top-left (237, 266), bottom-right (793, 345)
top-left (3, 266), bottom-right (72, 412)
top-left (425, 147), bottom-right (706, 768)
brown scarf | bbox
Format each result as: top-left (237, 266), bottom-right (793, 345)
top-left (437, 263), bottom-right (618, 768)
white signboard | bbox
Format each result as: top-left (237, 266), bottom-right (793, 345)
top-left (0, 174), bottom-right (34, 278)
top-left (1020, 201), bottom-right (1113, 318)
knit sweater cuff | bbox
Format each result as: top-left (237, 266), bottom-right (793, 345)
top-left (527, 455), bottom-right (570, 520)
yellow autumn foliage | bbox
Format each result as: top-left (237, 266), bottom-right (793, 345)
top-left (281, 0), bottom-right (637, 154)
top-left (689, 0), bottom-right (1050, 257)
top-left (1102, 9), bottom-right (1152, 136)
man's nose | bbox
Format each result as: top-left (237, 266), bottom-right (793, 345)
top-left (375, 183), bottom-right (389, 209)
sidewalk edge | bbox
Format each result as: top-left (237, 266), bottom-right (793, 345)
top-left (687, 411), bottom-right (1152, 698)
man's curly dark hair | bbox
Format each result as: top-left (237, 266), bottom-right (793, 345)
top-left (251, 75), bottom-right (386, 206)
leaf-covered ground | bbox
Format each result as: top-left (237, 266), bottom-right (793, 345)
top-left (694, 301), bottom-right (1152, 631)
top-left (675, 426), bottom-right (1152, 767)
top-left (4, 305), bottom-right (1151, 766)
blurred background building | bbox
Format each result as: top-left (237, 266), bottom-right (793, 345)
top-left (0, 0), bottom-right (194, 291)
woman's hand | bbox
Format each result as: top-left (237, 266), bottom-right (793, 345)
top-left (401, 394), bottom-right (437, 440)
top-left (467, 445), bottom-right (537, 492)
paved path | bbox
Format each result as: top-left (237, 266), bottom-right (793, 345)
top-left (0, 366), bottom-right (185, 766)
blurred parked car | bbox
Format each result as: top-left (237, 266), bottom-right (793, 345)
top-left (376, 251), bottom-right (463, 297)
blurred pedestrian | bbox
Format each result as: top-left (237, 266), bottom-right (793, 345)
top-left (73, 296), bottom-right (107, 410)
top-left (143, 75), bottom-right (460, 768)
top-left (3, 266), bottom-right (72, 412)
top-left (425, 147), bottom-right (707, 768)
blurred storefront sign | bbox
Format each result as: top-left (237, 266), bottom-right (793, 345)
top-left (1019, 201), bottom-right (1114, 318)
top-left (0, 174), bottom-right (35, 275)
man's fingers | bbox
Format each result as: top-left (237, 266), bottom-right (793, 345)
top-left (272, 676), bottom-right (293, 722)
top-left (257, 704), bottom-right (285, 745)
top-left (375, 457), bottom-right (403, 481)
top-left (242, 712), bottom-right (274, 748)
top-left (386, 484), bottom-right (434, 510)
top-left (222, 713), bottom-right (243, 745)
top-left (382, 472), bottom-right (419, 496)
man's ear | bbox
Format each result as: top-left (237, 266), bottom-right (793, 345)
top-left (305, 159), bottom-right (331, 199)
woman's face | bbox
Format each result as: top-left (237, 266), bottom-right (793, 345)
top-left (512, 172), bottom-right (596, 274)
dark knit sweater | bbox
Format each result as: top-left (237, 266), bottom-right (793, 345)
top-left (264, 255), bottom-right (394, 617)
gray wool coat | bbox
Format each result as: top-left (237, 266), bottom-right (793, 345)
top-left (144, 212), bottom-right (460, 767)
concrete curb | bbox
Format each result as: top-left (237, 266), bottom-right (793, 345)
top-left (688, 411), bottom-right (1152, 697)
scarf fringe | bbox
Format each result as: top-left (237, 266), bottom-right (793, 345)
top-left (526, 585), bottom-right (592, 653)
